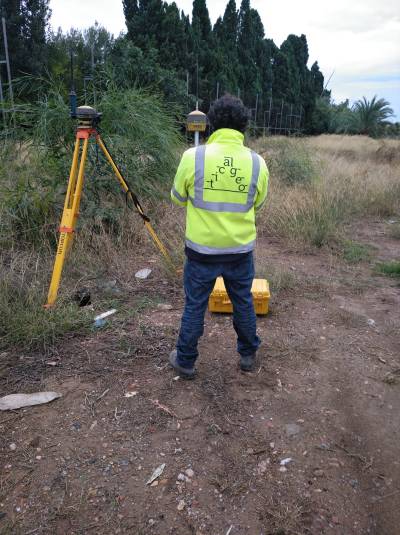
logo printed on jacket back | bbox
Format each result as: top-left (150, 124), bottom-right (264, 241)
top-left (205, 156), bottom-right (250, 196)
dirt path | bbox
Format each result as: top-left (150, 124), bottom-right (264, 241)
top-left (1, 220), bottom-right (399, 535)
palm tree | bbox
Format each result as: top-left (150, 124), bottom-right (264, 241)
top-left (352, 96), bottom-right (394, 136)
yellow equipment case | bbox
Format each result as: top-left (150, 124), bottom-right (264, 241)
top-left (209, 277), bottom-right (270, 316)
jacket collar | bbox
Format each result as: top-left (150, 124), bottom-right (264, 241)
top-left (207, 128), bottom-right (244, 145)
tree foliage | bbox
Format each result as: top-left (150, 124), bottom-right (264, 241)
top-left (1, 0), bottom-right (396, 137)
top-left (0, 0), bottom-right (50, 76)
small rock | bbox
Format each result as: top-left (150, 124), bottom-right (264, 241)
top-left (177, 499), bottom-right (185, 511)
top-left (279, 466), bottom-right (287, 472)
top-left (135, 268), bottom-right (152, 280)
top-left (313, 469), bottom-right (325, 478)
top-left (285, 423), bottom-right (301, 437)
top-left (185, 468), bottom-right (195, 478)
top-left (257, 460), bottom-right (268, 475)
top-left (157, 303), bottom-right (173, 311)
top-left (150, 480), bottom-right (159, 487)
top-left (177, 473), bottom-right (186, 481)
top-left (9, 443), bottom-right (16, 451)
top-left (367, 319), bottom-right (376, 327)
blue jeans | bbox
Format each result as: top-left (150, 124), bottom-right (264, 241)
top-left (176, 253), bottom-right (261, 369)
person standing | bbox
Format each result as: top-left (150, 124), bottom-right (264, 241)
top-left (170, 94), bottom-right (269, 379)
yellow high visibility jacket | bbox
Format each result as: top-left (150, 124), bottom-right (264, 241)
top-left (171, 128), bottom-right (269, 255)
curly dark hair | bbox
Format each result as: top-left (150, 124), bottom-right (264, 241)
top-left (207, 94), bottom-right (250, 133)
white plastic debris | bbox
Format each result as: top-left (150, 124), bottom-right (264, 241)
top-left (94, 309), bottom-right (117, 322)
top-left (367, 318), bottom-right (376, 327)
top-left (124, 391), bottom-right (138, 398)
top-left (0, 392), bottom-right (62, 411)
top-left (146, 463), bottom-right (166, 485)
top-left (135, 268), bottom-right (152, 280)
top-left (280, 457), bottom-right (293, 466)
top-left (94, 309), bottom-right (117, 328)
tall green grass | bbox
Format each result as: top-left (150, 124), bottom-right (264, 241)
top-left (0, 252), bottom-right (91, 351)
top-left (0, 83), bottom-right (184, 351)
top-left (0, 85), bottom-right (184, 248)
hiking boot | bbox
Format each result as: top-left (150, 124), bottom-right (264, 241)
top-left (240, 354), bottom-right (256, 372)
top-left (169, 350), bottom-right (196, 380)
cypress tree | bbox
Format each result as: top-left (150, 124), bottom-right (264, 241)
top-left (237, 0), bottom-right (264, 106)
top-left (310, 61), bottom-right (324, 97)
top-left (192, 0), bottom-right (211, 44)
top-left (211, 0), bottom-right (239, 95)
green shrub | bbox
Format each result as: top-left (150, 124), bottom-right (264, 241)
top-left (342, 241), bottom-right (374, 263)
top-left (375, 261), bottom-right (400, 278)
top-left (266, 139), bottom-right (317, 185)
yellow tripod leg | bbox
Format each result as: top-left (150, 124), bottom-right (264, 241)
top-left (96, 135), bottom-right (175, 269)
top-left (45, 136), bottom-right (90, 306)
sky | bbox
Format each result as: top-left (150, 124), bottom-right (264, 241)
top-left (50, 0), bottom-right (400, 120)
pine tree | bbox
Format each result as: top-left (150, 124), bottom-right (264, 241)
top-left (0, 0), bottom-right (50, 76)
top-left (23, 0), bottom-right (51, 73)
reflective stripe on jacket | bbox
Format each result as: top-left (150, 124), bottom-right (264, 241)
top-left (171, 128), bottom-right (269, 254)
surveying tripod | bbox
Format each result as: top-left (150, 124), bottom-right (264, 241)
top-left (45, 106), bottom-right (172, 307)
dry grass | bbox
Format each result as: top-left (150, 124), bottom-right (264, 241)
top-left (306, 134), bottom-right (400, 165)
top-left (389, 222), bottom-right (400, 240)
top-left (253, 135), bottom-right (400, 247)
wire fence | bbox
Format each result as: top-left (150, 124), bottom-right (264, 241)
top-left (247, 98), bottom-right (304, 136)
